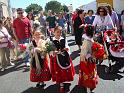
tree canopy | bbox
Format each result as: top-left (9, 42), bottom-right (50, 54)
top-left (25, 4), bottom-right (43, 15)
top-left (62, 5), bottom-right (69, 12)
top-left (45, 1), bottom-right (62, 13)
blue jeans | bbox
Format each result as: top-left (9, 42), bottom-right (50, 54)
top-left (19, 38), bottom-right (30, 64)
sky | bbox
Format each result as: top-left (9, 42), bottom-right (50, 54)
top-left (10, 0), bottom-right (95, 10)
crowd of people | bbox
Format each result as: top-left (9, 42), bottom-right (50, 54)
top-left (0, 5), bottom-right (124, 93)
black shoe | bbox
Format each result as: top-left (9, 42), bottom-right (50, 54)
top-left (36, 83), bottom-right (40, 88)
top-left (40, 83), bottom-right (46, 88)
top-left (63, 83), bottom-right (71, 92)
top-left (90, 88), bottom-right (95, 93)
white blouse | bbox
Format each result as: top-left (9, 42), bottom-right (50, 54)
top-left (93, 14), bottom-right (114, 28)
top-left (0, 27), bottom-right (11, 48)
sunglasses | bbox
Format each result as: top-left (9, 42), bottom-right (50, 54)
top-left (17, 12), bottom-right (23, 14)
top-left (99, 11), bottom-right (104, 12)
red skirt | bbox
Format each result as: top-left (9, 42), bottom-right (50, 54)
top-left (50, 55), bottom-right (75, 83)
top-left (78, 61), bottom-right (98, 89)
top-left (30, 57), bottom-right (51, 82)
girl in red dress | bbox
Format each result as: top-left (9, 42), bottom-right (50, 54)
top-left (50, 26), bottom-right (75, 92)
top-left (30, 30), bottom-right (51, 88)
top-left (79, 25), bottom-right (99, 93)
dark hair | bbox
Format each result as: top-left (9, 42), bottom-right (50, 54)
top-left (85, 25), bottom-right (94, 38)
top-left (88, 10), bottom-right (94, 14)
top-left (77, 9), bottom-right (84, 16)
top-left (54, 26), bottom-right (62, 32)
top-left (17, 8), bottom-right (23, 12)
top-left (121, 10), bottom-right (124, 15)
top-left (76, 8), bottom-right (79, 12)
top-left (106, 5), bottom-right (112, 15)
top-left (0, 19), bottom-right (3, 24)
top-left (97, 6), bottom-right (107, 16)
top-left (27, 12), bottom-right (34, 20)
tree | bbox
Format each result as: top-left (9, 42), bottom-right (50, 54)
top-left (45, 1), bottom-right (62, 13)
top-left (62, 5), bottom-right (69, 12)
top-left (25, 4), bottom-right (43, 15)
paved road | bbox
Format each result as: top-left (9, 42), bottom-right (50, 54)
top-left (0, 36), bottom-right (124, 93)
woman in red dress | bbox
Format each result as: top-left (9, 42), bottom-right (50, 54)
top-left (30, 30), bottom-right (51, 88)
top-left (50, 26), bottom-right (75, 92)
top-left (79, 25), bottom-right (99, 93)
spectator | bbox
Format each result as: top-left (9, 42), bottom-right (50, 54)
top-left (27, 12), bottom-right (34, 28)
top-left (46, 10), bottom-right (57, 36)
top-left (121, 10), bottom-right (124, 39)
top-left (93, 6), bottom-right (114, 32)
top-left (57, 12), bottom-right (66, 28)
top-left (0, 19), bottom-right (13, 71)
top-left (57, 12), bottom-right (66, 38)
top-left (106, 5), bottom-right (120, 30)
top-left (73, 9), bottom-right (85, 50)
top-left (38, 11), bottom-right (47, 36)
top-left (13, 8), bottom-right (32, 67)
top-left (4, 17), bottom-right (16, 61)
top-left (85, 10), bottom-right (95, 25)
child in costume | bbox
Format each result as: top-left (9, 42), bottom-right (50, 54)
top-left (30, 30), bottom-right (51, 88)
top-left (50, 26), bottom-right (75, 92)
top-left (79, 25), bottom-right (103, 93)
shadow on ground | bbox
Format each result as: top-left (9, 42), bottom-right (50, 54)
top-left (74, 64), bottom-right (79, 74)
top-left (70, 50), bottom-right (80, 61)
top-left (97, 60), bottom-right (124, 81)
top-left (0, 60), bottom-right (30, 76)
top-left (68, 41), bottom-right (76, 46)
top-left (68, 39), bottom-right (75, 42)
top-left (22, 84), bottom-right (88, 93)
top-left (70, 85), bottom-right (87, 93)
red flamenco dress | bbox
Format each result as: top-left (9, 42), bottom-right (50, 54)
top-left (78, 42), bottom-right (105, 89)
top-left (30, 40), bottom-right (51, 82)
top-left (50, 38), bottom-right (75, 83)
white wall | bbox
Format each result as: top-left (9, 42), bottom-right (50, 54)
top-left (0, 0), bottom-right (10, 17)
top-left (113, 0), bottom-right (124, 14)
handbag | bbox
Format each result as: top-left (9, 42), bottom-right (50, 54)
top-left (0, 30), bottom-right (15, 48)
top-left (7, 40), bottom-right (14, 48)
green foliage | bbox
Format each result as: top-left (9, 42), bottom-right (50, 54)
top-left (45, 41), bottom-right (56, 53)
top-left (45, 1), bottom-right (62, 13)
top-left (62, 5), bottom-right (69, 12)
top-left (25, 4), bottom-right (43, 15)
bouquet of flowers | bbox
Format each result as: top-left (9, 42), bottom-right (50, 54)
top-left (92, 42), bottom-right (106, 60)
top-left (45, 41), bottom-right (56, 53)
top-left (38, 39), bottom-right (56, 55)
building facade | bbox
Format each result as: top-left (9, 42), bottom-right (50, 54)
top-left (96, 0), bottom-right (113, 7)
top-left (0, 0), bottom-right (11, 18)
top-left (97, 0), bottom-right (124, 14)
top-left (79, 0), bottom-right (124, 14)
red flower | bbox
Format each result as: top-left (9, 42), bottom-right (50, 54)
top-left (92, 42), bottom-right (105, 59)
top-left (18, 44), bottom-right (26, 51)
